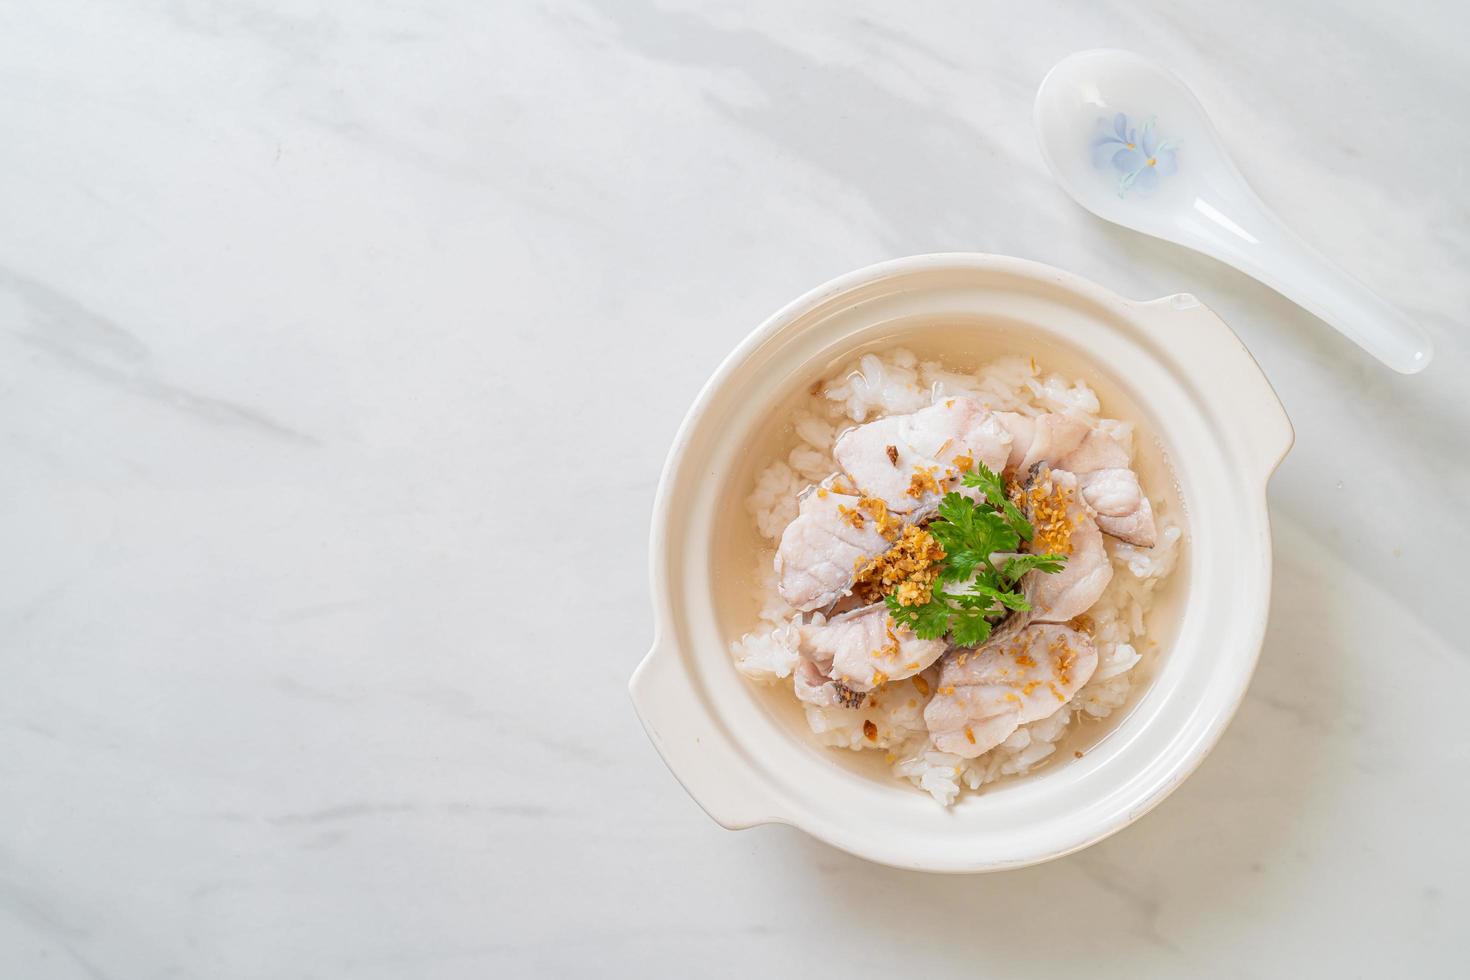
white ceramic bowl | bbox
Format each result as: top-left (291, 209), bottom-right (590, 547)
top-left (630, 254), bottom-right (1291, 873)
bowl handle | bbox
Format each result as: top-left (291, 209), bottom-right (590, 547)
top-left (1138, 294), bottom-right (1294, 479)
top-left (629, 638), bottom-right (785, 830)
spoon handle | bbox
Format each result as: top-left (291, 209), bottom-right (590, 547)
top-left (1186, 191), bottom-right (1433, 374)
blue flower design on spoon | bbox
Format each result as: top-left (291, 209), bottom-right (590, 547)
top-left (1093, 113), bottom-right (1180, 197)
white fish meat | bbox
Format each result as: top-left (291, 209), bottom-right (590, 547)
top-left (776, 397), bottom-right (1012, 612)
top-left (833, 397), bottom-right (1011, 514)
top-left (1022, 469), bottom-right (1113, 623)
top-left (997, 412), bottom-right (1156, 546)
top-left (791, 603), bottom-right (948, 706)
top-left (775, 485), bottom-right (894, 612)
top-left (923, 624), bottom-right (1097, 758)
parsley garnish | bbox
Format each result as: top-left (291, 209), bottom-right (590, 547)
top-left (885, 462), bottom-right (1066, 648)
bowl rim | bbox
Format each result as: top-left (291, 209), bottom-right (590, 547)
top-left (631, 252), bottom-right (1292, 872)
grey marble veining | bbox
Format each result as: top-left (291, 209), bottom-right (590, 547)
top-left (1, 1), bottom-right (1466, 976)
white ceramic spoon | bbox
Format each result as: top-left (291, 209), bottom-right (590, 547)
top-left (1035, 49), bottom-right (1433, 374)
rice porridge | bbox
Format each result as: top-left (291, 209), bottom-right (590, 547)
top-left (722, 345), bottom-right (1186, 806)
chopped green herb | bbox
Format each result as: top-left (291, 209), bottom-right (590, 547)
top-left (961, 461), bottom-right (1035, 539)
top-left (886, 475), bottom-right (1068, 648)
top-left (999, 552), bottom-right (1067, 583)
top-left (885, 592), bottom-right (952, 641)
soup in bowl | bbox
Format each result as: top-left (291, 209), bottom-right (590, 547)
top-left (631, 254), bottom-right (1289, 872)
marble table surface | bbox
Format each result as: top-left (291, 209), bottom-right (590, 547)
top-left (3, 1), bottom-right (1467, 976)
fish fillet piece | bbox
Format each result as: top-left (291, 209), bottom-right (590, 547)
top-left (775, 485), bottom-right (894, 612)
top-left (793, 657), bottom-right (856, 709)
top-left (995, 412), bottom-right (1035, 473)
top-left (1022, 469), bottom-right (1113, 623)
top-left (1056, 429), bottom-right (1156, 546)
top-left (1010, 413), bottom-right (1090, 474)
top-left (1078, 468), bottom-right (1156, 547)
top-left (1054, 427), bottom-right (1129, 472)
top-left (833, 397), bottom-right (1011, 514)
top-left (924, 624), bottom-right (1097, 758)
top-left (792, 603), bottom-right (948, 704)
top-left (998, 413), bottom-right (1156, 547)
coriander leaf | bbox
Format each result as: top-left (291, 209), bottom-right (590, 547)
top-left (926, 519), bottom-right (970, 555)
top-left (949, 606), bottom-right (993, 648)
top-left (938, 551), bottom-right (985, 582)
top-left (935, 492), bottom-right (977, 536)
top-left (1001, 552), bottom-right (1067, 583)
top-left (945, 587), bottom-right (992, 610)
top-left (998, 498), bottom-right (1034, 541)
top-left (972, 583), bottom-right (1031, 612)
top-left (960, 461), bottom-right (1003, 497)
top-left (883, 591), bottom-right (917, 626)
top-left (930, 492), bottom-right (1019, 575)
top-left (964, 462), bottom-right (1034, 539)
top-left (884, 474), bottom-right (1067, 648)
top-left (952, 507), bottom-right (1019, 566)
top-left (884, 594), bottom-right (951, 641)
top-left (884, 601), bottom-right (914, 632)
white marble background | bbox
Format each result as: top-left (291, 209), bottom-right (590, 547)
top-left (2, 1), bottom-right (1467, 976)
